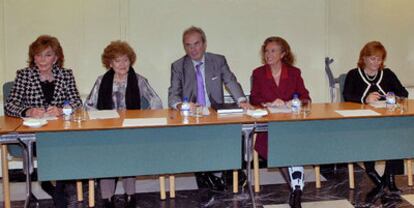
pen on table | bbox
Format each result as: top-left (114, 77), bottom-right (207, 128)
top-left (44, 105), bottom-right (51, 114)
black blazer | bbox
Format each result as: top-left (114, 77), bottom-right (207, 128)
top-left (343, 68), bottom-right (408, 103)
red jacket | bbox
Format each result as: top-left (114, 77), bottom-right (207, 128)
top-left (250, 64), bottom-right (310, 105)
top-left (249, 63), bottom-right (311, 159)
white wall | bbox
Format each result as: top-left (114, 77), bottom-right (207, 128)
top-left (326, 0), bottom-right (414, 84)
top-left (1, 0), bottom-right (414, 116)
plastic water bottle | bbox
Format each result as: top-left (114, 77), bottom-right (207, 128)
top-left (181, 97), bottom-right (190, 117)
top-left (62, 100), bottom-right (73, 121)
top-left (385, 92), bottom-right (396, 111)
top-left (291, 94), bottom-right (301, 115)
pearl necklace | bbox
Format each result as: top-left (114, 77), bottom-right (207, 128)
top-left (364, 71), bottom-right (378, 81)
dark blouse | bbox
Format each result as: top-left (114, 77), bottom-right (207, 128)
top-left (21, 81), bottom-right (55, 116)
top-left (40, 81), bottom-right (55, 105)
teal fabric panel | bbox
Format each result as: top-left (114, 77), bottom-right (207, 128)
top-left (37, 124), bottom-right (241, 181)
top-left (268, 117), bottom-right (414, 167)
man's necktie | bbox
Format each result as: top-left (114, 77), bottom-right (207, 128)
top-left (196, 62), bottom-right (206, 106)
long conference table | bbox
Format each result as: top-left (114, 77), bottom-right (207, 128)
top-left (1, 101), bottom-right (414, 208)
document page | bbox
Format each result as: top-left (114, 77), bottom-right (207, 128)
top-left (335, 109), bottom-right (380, 117)
top-left (123, 118), bottom-right (167, 127)
top-left (88, 110), bottom-right (120, 119)
top-left (267, 106), bottom-right (291, 114)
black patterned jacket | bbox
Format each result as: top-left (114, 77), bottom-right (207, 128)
top-left (5, 66), bottom-right (82, 117)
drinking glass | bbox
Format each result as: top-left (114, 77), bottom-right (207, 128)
top-left (397, 96), bottom-right (408, 113)
top-left (72, 107), bottom-right (88, 122)
top-left (192, 103), bottom-right (204, 117)
top-left (301, 99), bottom-right (312, 116)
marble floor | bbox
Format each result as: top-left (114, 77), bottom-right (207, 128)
top-left (2, 164), bottom-right (414, 208)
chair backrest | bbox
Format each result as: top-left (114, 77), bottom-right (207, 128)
top-left (336, 73), bottom-right (347, 102)
top-left (325, 57), bottom-right (348, 102)
top-left (2, 81), bottom-right (14, 103)
top-left (2, 81), bottom-right (23, 157)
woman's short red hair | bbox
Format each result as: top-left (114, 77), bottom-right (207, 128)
top-left (357, 41), bottom-right (387, 69)
top-left (101, 41), bottom-right (136, 69)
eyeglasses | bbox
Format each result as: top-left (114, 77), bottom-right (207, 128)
top-left (366, 56), bottom-right (383, 63)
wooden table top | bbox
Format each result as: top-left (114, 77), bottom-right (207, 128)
top-left (0, 116), bottom-right (22, 134)
top-left (16, 109), bottom-right (258, 133)
top-left (14, 100), bottom-right (414, 133)
top-left (260, 101), bottom-right (414, 122)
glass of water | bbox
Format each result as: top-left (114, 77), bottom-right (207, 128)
top-left (192, 103), bottom-right (204, 117)
top-left (72, 106), bottom-right (88, 122)
top-left (301, 99), bottom-right (312, 116)
top-left (397, 96), bottom-right (408, 113)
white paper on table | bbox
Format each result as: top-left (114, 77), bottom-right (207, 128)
top-left (122, 118), bottom-right (167, 127)
top-left (23, 116), bottom-right (58, 120)
top-left (246, 109), bottom-right (268, 118)
top-left (22, 118), bottom-right (48, 128)
top-left (267, 106), bottom-right (291, 114)
top-left (88, 110), bottom-right (120, 119)
top-left (335, 109), bottom-right (380, 117)
top-left (369, 101), bottom-right (386, 108)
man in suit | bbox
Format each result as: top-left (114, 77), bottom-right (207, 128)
top-left (168, 26), bottom-right (250, 110)
top-left (168, 26), bottom-right (251, 199)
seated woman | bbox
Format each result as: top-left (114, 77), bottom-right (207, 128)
top-left (85, 40), bottom-right (162, 208)
top-left (343, 41), bottom-right (408, 204)
top-left (5, 35), bottom-right (82, 208)
top-left (250, 36), bottom-right (310, 208)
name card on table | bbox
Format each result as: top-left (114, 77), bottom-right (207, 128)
top-left (335, 110), bottom-right (380, 117)
top-left (122, 118), bottom-right (167, 127)
top-left (88, 110), bottom-right (120, 119)
top-left (267, 105), bottom-right (291, 114)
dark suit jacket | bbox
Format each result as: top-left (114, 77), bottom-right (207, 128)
top-left (168, 52), bottom-right (245, 108)
top-left (5, 66), bottom-right (82, 117)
